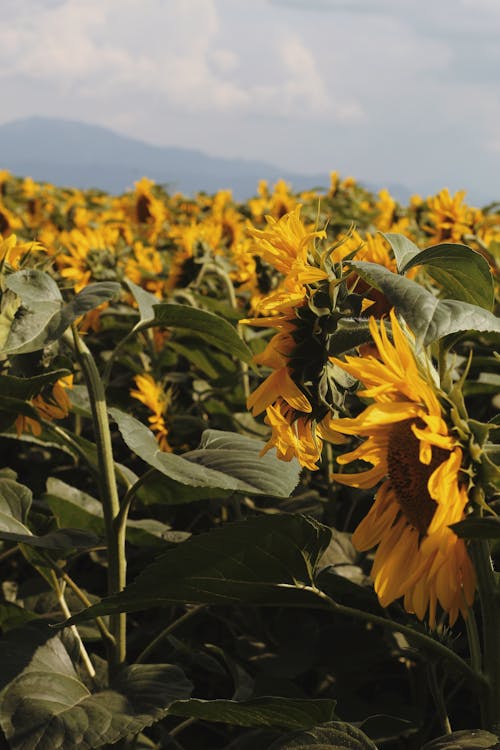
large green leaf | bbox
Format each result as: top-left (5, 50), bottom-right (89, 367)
top-left (0, 623), bottom-right (56, 693)
top-left (138, 303), bottom-right (252, 362)
top-left (5, 270), bottom-right (62, 304)
top-left (135, 469), bottom-right (231, 507)
top-left (349, 261), bottom-right (500, 346)
top-left (168, 696), bottom-right (336, 730)
top-left (400, 243), bottom-right (494, 310)
top-left (64, 514), bottom-right (332, 623)
top-left (268, 721), bottom-right (378, 749)
top-left (423, 730), bottom-right (500, 749)
top-left (3, 276), bottom-right (120, 354)
top-left (2, 300), bottom-right (61, 354)
top-left (45, 478), bottom-right (189, 547)
top-left (0, 635), bottom-right (193, 750)
top-left (110, 408), bottom-right (301, 498)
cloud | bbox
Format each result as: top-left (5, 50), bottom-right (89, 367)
top-left (0, 0), bottom-right (355, 121)
top-left (278, 35), bottom-right (334, 116)
top-left (1, 0), bottom-right (500, 201)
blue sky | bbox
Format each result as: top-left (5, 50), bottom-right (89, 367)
top-left (2, 0), bottom-right (500, 202)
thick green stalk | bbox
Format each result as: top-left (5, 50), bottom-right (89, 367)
top-left (71, 327), bottom-right (126, 671)
top-left (471, 539), bottom-right (500, 731)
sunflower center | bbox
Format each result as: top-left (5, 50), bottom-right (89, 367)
top-left (387, 419), bottom-right (448, 536)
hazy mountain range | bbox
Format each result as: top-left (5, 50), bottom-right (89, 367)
top-left (0, 116), bottom-right (412, 201)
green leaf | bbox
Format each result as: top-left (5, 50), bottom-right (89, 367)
top-left (0, 527), bottom-right (100, 550)
top-left (56, 281), bottom-right (120, 330)
top-left (3, 300), bottom-right (61, 354)
top-left (0, 370), bottom-right (71, 401)
top-left (400, 243), bottom-right (494, 310)
top-left (3, 279), bottom-right (120, 354)
top-left (63, 514), bottom-right (332, 623)
top-left (0, 477), bottom-right (99, 550)
top-left (44, 478), bottom-right (117, 538)
top-left (268, 721), bottom-right (378, 749)
top-left (110, 408), bottom-right (301, 498)
top-left (124, 279), bottom-right (159, 325)
top-left (357, 714), bottom-right (415, 744)
top-left (45, 478), bottom-right (185, 547)
top-left (315, 531), bottom-right (376, 609)
top-left (168, 696), bottom-right (336, 730)
top-left (5, 269), bottom-right (62, 304)
top-left (184, 429), bottom-right (301, 496)
top-left (135, 469), bottom-right (231, 507)
top-left (349, 261), bottom-right (500, 346)
top-left (0, 602), bottom-right (37, 632)
top-left (139, 303), bottom-right (252, 362)
top-left (0, 425), bottom-right (135, 491)
top-left (168, 338), bottom-right (237, 379)
top-left (450, 517), bottom-right (500, 540)
top-left (0, 623), bottom-right (56, 692)
top-left (382, 232), bottom-right (421, 272)
top-left (0, 635), bottom-right (193, 750)
top-left (0, 477), bottom-right (32, 526)
top-left (422, 729), bottom-right (500, 749)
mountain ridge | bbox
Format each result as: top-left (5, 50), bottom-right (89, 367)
top-left (0, 116), bottom-right (411, 201)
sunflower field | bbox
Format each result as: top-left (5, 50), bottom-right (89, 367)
top-left (0, 168), bottom-right (499, 750)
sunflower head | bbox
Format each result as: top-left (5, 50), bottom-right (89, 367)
top-left (329, 310), bottom-right (476, 626)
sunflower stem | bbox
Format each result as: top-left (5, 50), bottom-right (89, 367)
top-left (471, 539), bottom-right (500, 731)
top-left (193, 260), bottom-right (250, 400)
top-left (308, 586), bottom-right (486, 687)
top-left (427, 663), bottom-right (452, 735)
top-left (464, 600), bottom-right (482, 677)
top-left (70, 326), bottom-right (126, 675)
top-left (135, 605), bottom-right (205, 664)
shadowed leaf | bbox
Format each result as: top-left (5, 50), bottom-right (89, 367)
top-left (400, 243), bottom-right (494, 310)
top-left (423, 729), bottom-right (500, 749)
top-left (350, 261), bottom-right (500, 346)
top-left (138, 303), bottom-right (252, 362)
top-left (268, 720), bottom-right (378, 749)
top-left (0, 635), bottom-right (193, 750)
top-left (168, 696), bottom-right (336, 730)
top-left (63, 514), bottom-right (332, 623)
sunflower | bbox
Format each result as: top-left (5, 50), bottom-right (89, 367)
top-left (242, 206), bottom-right (345, 469)
top-left (15, 375), bottom-right (73, 438)
top-left (329, 310), bottom-right (475, 626)
top-left (422, 188), bottom-right (473, 244)
top-left (130, 373), bottom-right (172, 452)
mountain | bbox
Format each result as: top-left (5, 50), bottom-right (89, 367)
top-left (0, 116), bottom-right (411, 201)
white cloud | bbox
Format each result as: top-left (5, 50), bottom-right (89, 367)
top-left (210, 48), bottom-right (240, 74)
top-left (279, 35), bottom-right (334, 115)
top-left (0, 0), bottom-right (356, 120)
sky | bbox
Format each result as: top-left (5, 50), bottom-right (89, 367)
top-left (2, 0), bottom-right (500, 202)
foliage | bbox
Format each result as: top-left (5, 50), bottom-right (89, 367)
top-left (0, 169), bottom-right (498, 749)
